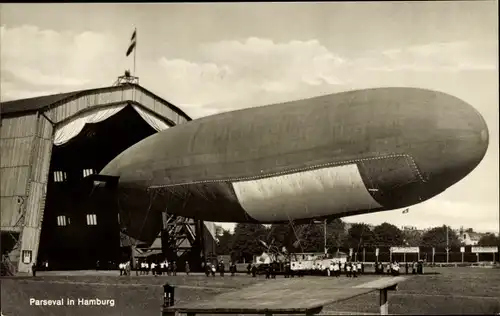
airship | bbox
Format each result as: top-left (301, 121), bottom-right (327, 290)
top-left (99, 87), bottom-right (489, 243)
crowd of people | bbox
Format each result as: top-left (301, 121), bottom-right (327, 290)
top-left (374, 260), bottom-right (425, 275)
top-left (118, 259), bottom-right (192, 276)
top-left (116, 258), bottom-right (425, 277)
top-left (203, 260), bottom-right (237, 277)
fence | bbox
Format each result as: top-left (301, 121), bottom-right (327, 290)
top-left (328, 246), bottom-right (499, 263)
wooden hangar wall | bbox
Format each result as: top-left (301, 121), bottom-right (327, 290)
top-left (1, 112), bottom-right (53, 275)
top-left (0, 84), bottom-right (215, 274)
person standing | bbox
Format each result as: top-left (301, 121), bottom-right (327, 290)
top-left (159, 261), bottom-right (165, 276)
top-left (333, 261), bottom-right (340, 277)
top-left (265, 264), bottom-right (271, 279)
top-left (352, 261), bottom-right (358, 278)
top-left (271, 261), bottom-right (277, 279)
top-left (284, 262), bottom-right (290, 278)
top-left (393, 261), bottom-right (400, 276)
top-left (219, 260), bottom-right (225, 277)
top-left (185, 261), bottom-right (190, 276)
top-left (346, 262), bottom-right (352, 277)
top-left (211, 263), bottom-right (216, 277)
top-left (357, 262), bottom-right (362, 275)
top-left (172, 261), bottom-right (177, 276)
top-left (205, 262), bottom-right (211, 277)
top-left (230, 262), bottom-right (236, 276)
top-left (31, 262), bottom-right (37, 277)
top-left (126, 261), bottom-right (131, 276)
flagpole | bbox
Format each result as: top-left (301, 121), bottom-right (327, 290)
top-left (133, 27), bottom-right (137, 78)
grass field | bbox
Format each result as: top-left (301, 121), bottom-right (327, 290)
top-left (1, 267), bottom-right (499, 316)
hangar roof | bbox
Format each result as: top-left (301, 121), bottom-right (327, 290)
top-left (0, 83), bottom-right (192, 121)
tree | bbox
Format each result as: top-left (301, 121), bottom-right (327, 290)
top-left (326, 219), bottom-right (346, 251)
top-left (373, 222), bottom-right (404, 246)
top-left (478, 233), bottom-right (500, 246)
top-left (230, 223), bottom-right (268, 262)
top-left (267, 223), bottom-right (292, 252)
top-left (420, 225), bottom-right (461, 248)
top-left (214, 224), bottom-right (224, 237)
top-left (215, 228), bottom-right (233, 256)
top-left (344, 223), bottom-right (375, 249)
top-left (294, 223), bottom-right (325, 253)
top-left (402, 230), bottom-right (422, 246)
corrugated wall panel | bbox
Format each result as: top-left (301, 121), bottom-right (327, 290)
top-left (45, 86), bottom-right (187, 129)
top-left (40, 115), bottom-right (53, 140)
top-left (134, 89), bottom-right (182, 126)
top-left (0, 115), bottom-right (37, 138)
top-left (49, 89), bottom-right (128, 123)
top-left (134, 88), bottom-right (152, 109)
top-left (0, 138), bottom-right (32, 168)
top-left (23, 181), bottom-right (44, 228)
top-left (17, 114), bottom-right (53, 273)
top-left (0, 167), bottom-right (29, 197)
top-left (18, 226), bottom-right (38, 260)
top-left (123, 88), bottom-right (133, 101)
top-left (30, 139), bottom-right (52, 185)
top-left (0, 196), bottom-right (23, 228)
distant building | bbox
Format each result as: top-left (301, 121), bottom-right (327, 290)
top-left (459, 231), bottom-right (482, 246)
top-left (401, 225), bottom-right (418, 231)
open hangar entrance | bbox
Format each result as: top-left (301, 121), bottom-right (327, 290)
top-left (39, 104), bottom-right (161, 270)
top-left (1, 83), bottom-right (217, 274)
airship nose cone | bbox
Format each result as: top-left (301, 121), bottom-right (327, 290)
top-left (360, 89), bottom-right (489, 209)
top-left (422, 93), bottom-right (489, 192)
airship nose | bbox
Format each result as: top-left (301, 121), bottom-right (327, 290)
top-left (360, 89), bottom-right (489, 209)
top-left (417, 92), bottom-right (489, 193)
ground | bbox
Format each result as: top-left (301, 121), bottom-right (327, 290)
top-left (1, 267), bottom-right (499, 316)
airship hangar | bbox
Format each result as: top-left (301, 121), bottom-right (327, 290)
top-left (0, 76), bottom-right (217, 275)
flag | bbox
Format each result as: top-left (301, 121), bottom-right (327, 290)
top-left (126, 29), bottom-right (136, 57)
top-left (402, 208), bottom-right (409, 214)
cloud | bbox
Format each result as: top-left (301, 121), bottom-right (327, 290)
top-left (1, 25), bottom-right (496, 115)
top-left (152, 38), bottom-right (497, 115)
top-left (0, 25), bottom-right (123, 100)
top-left (359, 41), bottom-right (497, 72)
top-left (153, 37), bottom-right (347, 113)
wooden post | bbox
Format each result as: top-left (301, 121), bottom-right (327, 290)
top-left (379, 288), bottom-right (388, 315)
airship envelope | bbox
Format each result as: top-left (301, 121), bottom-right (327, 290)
top-left (100, 87), bottom-right (489, 241)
